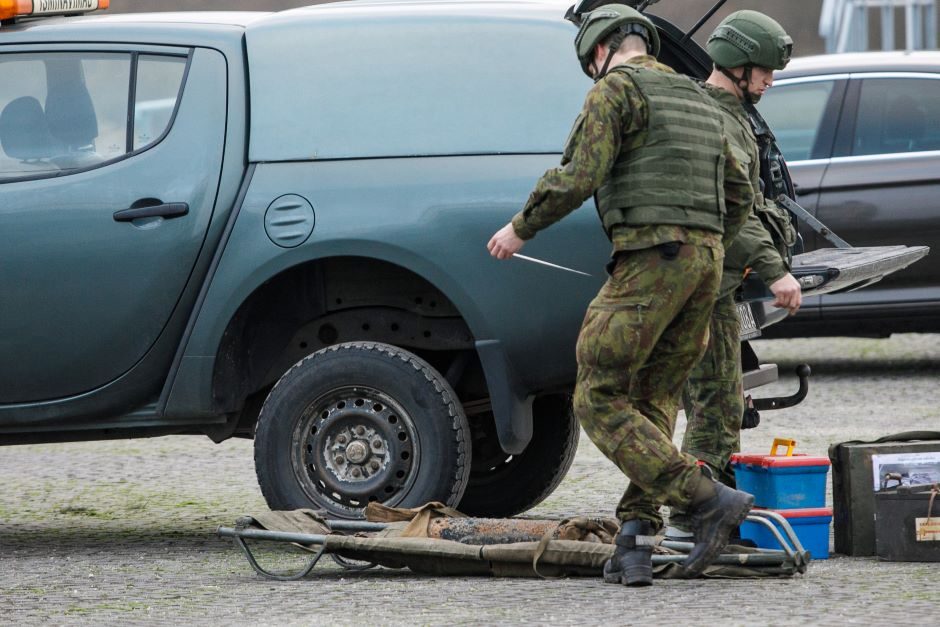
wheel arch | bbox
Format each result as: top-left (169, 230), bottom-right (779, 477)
top-left (204, 252), bottom-right (532, 454)
top-left (211, 254), bottom-right (464, 406)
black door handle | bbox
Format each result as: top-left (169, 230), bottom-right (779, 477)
top-left (113, 202), bottom-right (189, 222)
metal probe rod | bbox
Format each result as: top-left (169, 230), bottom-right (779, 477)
top-left (682, 0), bottom-right (729, 42)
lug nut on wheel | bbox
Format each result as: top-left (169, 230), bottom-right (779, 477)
top-left (334, 455), bottom-right (345, 465)
top-left (346, 440), bottom-right (369, 464)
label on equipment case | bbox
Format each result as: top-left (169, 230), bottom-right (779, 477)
top-left (916, 518), bottom-right (940, 542)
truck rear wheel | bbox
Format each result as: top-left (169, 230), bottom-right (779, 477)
top-left (254, 342), bottom-right (470, 519)
top-left (458, 394), bottom-right (579, 518)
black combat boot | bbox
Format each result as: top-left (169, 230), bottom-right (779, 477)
top-left (682, 481), bottom-right (754, 577)
top-left (603, 520), bottom-right (655, 586)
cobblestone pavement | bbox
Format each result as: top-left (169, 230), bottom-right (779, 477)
top-left (2, 335), bottom-right (939, 625)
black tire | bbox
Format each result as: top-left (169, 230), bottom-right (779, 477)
top-left (457, 394), bottom-right (579, 518)
top-left (254, 342), bottom-right (471, 519)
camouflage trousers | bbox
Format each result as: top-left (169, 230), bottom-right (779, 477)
top-left (668, 295), bottom-right (743, 531)
top-left (573, 242), bottom-right (722, 529)
top-left (681, 294), bottom-right (744, 487)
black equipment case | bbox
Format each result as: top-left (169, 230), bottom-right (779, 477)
top-left (828, 432), bottom-right (940, 556)
top-left (874, 485), bottom-right (940, 561)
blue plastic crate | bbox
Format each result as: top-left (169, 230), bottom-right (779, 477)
top-left (740, 507), bottom-right (832, 559)
top-left (731, 453), bottom-right (830, 509)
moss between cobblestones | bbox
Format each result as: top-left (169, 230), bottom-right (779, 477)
top-left (64, 601), bottom-right (150, 614)
top-left (3, 479), bottom-right (236, 523)
top-left (898, 589), bottom-right (940, 602)
top-left (57, 505), bottom-right (108, 518)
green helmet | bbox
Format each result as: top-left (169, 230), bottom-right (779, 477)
top-left (573, 4), bottom-right (660, 78)
top-left (706, 10), bottom-right (792, 70)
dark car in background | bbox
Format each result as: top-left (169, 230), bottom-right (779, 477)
top-left (758, 52), bottom-right (940, 338)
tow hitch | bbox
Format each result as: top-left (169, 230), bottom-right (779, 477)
top-left (742, 364), bottom-right (811, 429)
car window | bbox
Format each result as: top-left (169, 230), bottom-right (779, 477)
top-left (0, 53), bottom-right (129, 180)
top-left (852, 77), bottom-right (940, 156)
top-left (0, 52), bottom-right (187, 182)
top-left (134, 55), bottom-right (187, 150)
top-left (758, 80), bottom-right (836, 161)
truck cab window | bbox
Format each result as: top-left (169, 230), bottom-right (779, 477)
top-left (0, 52), bottom-right (188, 182)
top-left (134, 55), bottom-right (187, 151)
top-left (0, 53), bottom-right (129, 180)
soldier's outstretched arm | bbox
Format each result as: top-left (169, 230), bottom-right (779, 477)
top-left (486, 78), bottom-right (629, 260)
top-left (727, 212), bottom-right (802, 314)
top-left (729, 212), bottom-right (788, 286)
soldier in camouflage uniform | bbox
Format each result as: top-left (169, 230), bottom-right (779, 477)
top-left (487, 3), bottom-right (756, 585)
top-left (668, 10), bottom-right (802, 538)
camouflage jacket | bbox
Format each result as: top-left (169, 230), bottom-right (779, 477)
top-left (706, 86), bottom-right (790, 299)
top-left (511, 55), bottom-right (753, 253)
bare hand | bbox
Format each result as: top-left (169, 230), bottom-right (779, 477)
top-left (487, 222), bottom-right (525, 260)
top-left (769, 273), bottom-right (802, 315)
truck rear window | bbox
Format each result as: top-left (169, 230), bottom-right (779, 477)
top-left (247, 13), bottom-right (589, 161)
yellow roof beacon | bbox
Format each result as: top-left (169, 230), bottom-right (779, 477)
top-left (1, 1), bottom-right (109, 25)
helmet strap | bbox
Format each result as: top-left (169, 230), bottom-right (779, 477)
top-left (718, 65), bottom-right (753, 103)
top-left (740, 66), bottom-right (757, 104)
top-left (595, 37), bottom-right (623, 82)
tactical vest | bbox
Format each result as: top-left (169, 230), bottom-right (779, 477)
top-left (747, 104), bottom-right (794, 202)
top-left (746, 103), bottom-right (800, 257)
top-left (596, 65), bottom-right (726, 235)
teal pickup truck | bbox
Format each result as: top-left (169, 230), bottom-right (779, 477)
top-left (0, 1), bottom-right (925, 519)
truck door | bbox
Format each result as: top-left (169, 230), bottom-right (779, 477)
top-left (0, 47), bottom-right (226, 403)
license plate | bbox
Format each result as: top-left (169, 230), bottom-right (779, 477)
top-left (736, 303), bottom-right (761, 340)
top-left (34, 0), bottom-right (99, 16)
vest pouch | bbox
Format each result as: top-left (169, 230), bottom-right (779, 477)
top-left (757, 200), bottom-right (797, 255)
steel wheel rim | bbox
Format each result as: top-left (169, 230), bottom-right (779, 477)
top-left (291, 385), bottom-right (420, 516)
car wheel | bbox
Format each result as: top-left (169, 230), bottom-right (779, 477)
top-left (254, 341), bottom-right (471, 519)
top-left (457, 394), bottom-right (579, 518)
